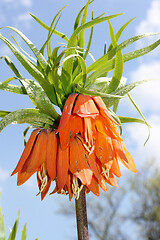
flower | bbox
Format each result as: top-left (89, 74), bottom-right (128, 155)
top-left (12, 93), bottom-right (136, 201)
top-left (11, 129), bottom-right (58, 200)
top-left (55, 93), bottom-right (136, 200)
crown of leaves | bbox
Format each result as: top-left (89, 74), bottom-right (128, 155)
top-left (0, 0), bottom-right (159, 140)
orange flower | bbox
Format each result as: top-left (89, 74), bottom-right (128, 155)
top-left (55, 93), bottom-right (136, 199)
top-left (11, 129), bottom-right (58, 200)
top-left (12, 94), bottom-right (136, 201)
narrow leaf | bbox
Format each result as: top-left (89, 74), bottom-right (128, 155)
top-left (0, 81), bottom-right (26, 94)
top-left (21, 224), bottom-right (27, 240)
top-left (62, 13), bottom-right (123, 93)
top-left (20, 78), bottom-right (58, 118)
top-left (0, 108), bottom-right (54, 133)
top-left (0, 56), bottom-right (22, 78)
top-left (0, 110), bottom-right (10, 117)
top-left (76, 84), bottom-right (124, 99)
top-left (0, 207), bottom-right (6, 240)
top-left (30, 13), bottom-right (69, 42)
top-left (106, 20), bottom-right (123, 93)
top-left (2, 26), bottom-right (50, 71)
top-left (8, 209), bottom-right (20, 240)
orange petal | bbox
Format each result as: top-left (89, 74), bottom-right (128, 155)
top-left (66, 172), bottom-right (73, 201)
top-left (57, 93), bottom-right (78, 132)
top-left (95, 115), bottom-right (122, 141)
top-left (69, 136), bottom-right (89, 173)
top-left (46, 130), bottom-right (57, 180)
top-left (73, 94), bottom-right (99, 118)
top-left (106, 172), bottom-right (118, 187)
top-left (57, 144), bottom-right (69, 190)
top-left (123, 143), bottom-right (137, 173)
top-left (22, 130), bottom-right (48, 173)
top-left (59, 115), bottom-right (83, 150)
top-left (110, 158), bottom-right (121, 178)
top-left (37, 172), bottom-right (51, 200)
top-left (87, 153), bottom-right (101, 181)
top-left (87, 175), bottom-right (99, 196)
top-left (92, 96), bottom-right (118, 125)
top-left (11, 129), bottom-right (40, 175)
top-left (17, 170), bottom-right (34, 185)
top-left (95, 132), bottom-right (115, 164)
top-left (74, 169), bottom-right (93, 186)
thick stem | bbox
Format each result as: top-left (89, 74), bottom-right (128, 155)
top-left (75, 186), bottom-right (89, 240)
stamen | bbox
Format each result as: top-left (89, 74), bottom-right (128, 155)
top-left (60, 189), bottom-right (67, 195)
top-left (72, 176), bottom-right (83, 200)
top-left (102, 167), bottom-right (109, 180)
top-left (89, 145), bottom-right (95, 156)
top-left (38, 162), bottom-right (48, 192)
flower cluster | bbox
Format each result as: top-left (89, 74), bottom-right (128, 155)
top-left (12, 94), bottom-right (136, 200)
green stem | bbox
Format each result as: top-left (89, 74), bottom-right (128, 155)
top-left (75, 186), bottom-right (89, 240)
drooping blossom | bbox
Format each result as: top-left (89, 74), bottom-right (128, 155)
top-left (12, 94), bottom-right (136, 201)
top-left (11, 129), bottom-right (58, 200)
top-left (54, 93), bottom-right (136, 200)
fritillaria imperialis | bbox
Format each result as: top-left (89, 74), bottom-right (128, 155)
top-left (0, 1), bottom-right (159, 201)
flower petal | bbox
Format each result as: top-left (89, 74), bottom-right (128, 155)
top-left (57, 93), bottom-right (78, 132)
top-left (57, 144), bottom-right (69, 190)
top-left (11, 129), bottom-right (40, 175)
top-left (22, 130), bottom-right (48, 173)
top-left (123, 142), bottom-right (137, 173)
top-left (17, 170), bottom-right (34, 185)
top-left (87, 175), bottom-right (99, 196)
top-left (95, 132), bottom-right (115, 164)
top-left (74, 169), bottom-right (93, 185)
top-left (92, 96), bottom-right (118, 125)
top-left (73, 94), bottom-right (99, 118)
top-left (69, 136), bottom-right (89, 173)
top-left (46, 130), bottom-right (57, 180)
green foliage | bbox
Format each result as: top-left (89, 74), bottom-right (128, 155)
top-left (0, 0), bottom-right (159, 132)
top-left (0, 208), bottom-right (37, 240)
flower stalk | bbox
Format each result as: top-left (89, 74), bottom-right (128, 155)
top-left (75, 184), bottom-right (89, 240)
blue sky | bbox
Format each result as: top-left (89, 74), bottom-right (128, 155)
top-left (0, 0), bottom-right (160, 239)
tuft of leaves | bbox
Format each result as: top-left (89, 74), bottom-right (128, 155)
top-left (0, 0), bottom-right (160, 133)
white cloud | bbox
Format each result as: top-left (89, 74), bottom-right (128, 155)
top-left (129, 60), bottom-right (160, 113)
top-left (0, 0), bottom-right (32, 7)
top-left (16, 13), bottom-right (33, 29)
top-left (135, 0), bottom-right (160, 57)
top-left (20, 0), bottom-right (32, 7)
top-left (136, 0), bottom-right (160, 34)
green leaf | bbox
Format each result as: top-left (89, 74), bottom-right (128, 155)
top-left (0, 108), bottom-right (54, 133)
top-left (119, 116), bottom-right (151, 126)
top-left (0, 110), bottom-right (10, 118)
top-left (21, 224), bottom-right (27, 240)
top-left (47, 6), bottom-right (66, 60)
top-left (30, 13), bottom-right (69, 42)
top-left (62, 13), bottom-right (123, 94)
top-left (113, 79), bottom-right (151, 96)
top-left (8, 209), bottom-right (20, 240)
top-left (106, 20), bottom-right (123, 93)
top-left (0, 207), bottom-right (6, 240)
top-left (61, 54), bottom-right (87, 86)
top-left (107, 17), bottom-right (135, 52)
top-left (75, 84), bottom-right (124, 99)
top-left (79, 0), bottom-right (90, 49)
top-left (2, 26), bottom-right (50, 71)
top-left (123, 38), bottom-right (160, 61)
top-left (86, 33), bottom-right (160, 75)
top-left (0, 56), bottom-right (22, 78)
top-left (0, 81), bottom-right (26, 94)
top-left (0, 33), bottom-right (57, 105)
top-left (20, 78), bottom-right (59, 118)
